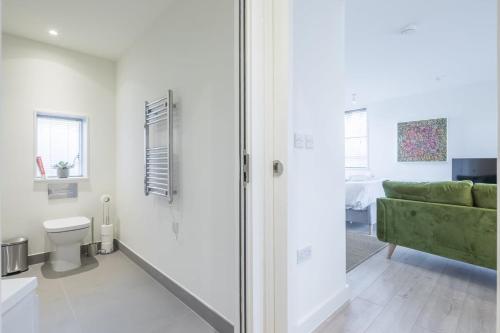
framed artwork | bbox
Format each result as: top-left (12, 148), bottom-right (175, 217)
top-left (397, 118), bottom-right (447, 162)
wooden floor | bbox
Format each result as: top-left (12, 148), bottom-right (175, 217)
top-left (316, 246), bottom-right (496, 333)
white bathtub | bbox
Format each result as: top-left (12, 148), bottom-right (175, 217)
top-left (1, 277), bottom-right (38, 333)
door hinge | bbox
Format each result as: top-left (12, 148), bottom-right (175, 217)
top-left (243, 152), bottom-right (250, 185)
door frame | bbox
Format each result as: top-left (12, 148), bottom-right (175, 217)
top-left (497, 2), bottom-right (500, 331)
top-left (245, 0), bottom-right (290, 331)
top-left (239, 0), bottom-right (247, 330)
top-left (269, 0), bottom-right (290, 331)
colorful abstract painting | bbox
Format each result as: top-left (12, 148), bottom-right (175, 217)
top-left (397, 118), bottom-right (447, 162)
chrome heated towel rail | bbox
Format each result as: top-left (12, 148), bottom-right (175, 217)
top-left (144, 90), bottom-right (174, 203)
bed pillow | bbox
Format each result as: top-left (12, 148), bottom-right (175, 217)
top-left (383, 180), bottom-right (474, 207)
top-left (347, 170), bottom-right (374, 182)
top-left (472, 183), bottom-right (497, 209)
top-left (348, 174), bottom-right (373, 181)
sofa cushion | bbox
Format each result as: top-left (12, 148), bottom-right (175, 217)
top-left (472, 183), bottom-right (497, 209)
top-left (383, 180), bottom-right (474, 207)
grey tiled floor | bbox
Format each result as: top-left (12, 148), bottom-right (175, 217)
top-left (9, 251), bottom-right (216, 333)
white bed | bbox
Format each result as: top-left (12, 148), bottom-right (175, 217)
top-left (346, 179), bottom-right (385, 210)
top-left (345, 179), bottom-right (385, 234)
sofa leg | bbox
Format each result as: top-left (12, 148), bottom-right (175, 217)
top-left (387, 243), bottom-right (397, 259)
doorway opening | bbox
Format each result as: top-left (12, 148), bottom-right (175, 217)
top-left (1, 1), bottom-right (245, 333)
top-left (254, 0), bottom-right (499, 332)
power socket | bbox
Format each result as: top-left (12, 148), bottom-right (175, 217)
top-left (172, 221), bottom-right (179, 240)
top-left (297, 246), bottom-right (312, 264)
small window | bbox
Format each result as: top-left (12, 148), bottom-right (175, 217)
top-left (345, 109), bottom-right (368, 168)
top-left (35, 112), bottom-right (87, 179)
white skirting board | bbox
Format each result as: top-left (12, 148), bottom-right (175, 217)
top-left (294, 285), bottom-right (351, 333)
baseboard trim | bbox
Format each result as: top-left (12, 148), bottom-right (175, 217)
top-left (295, 285), bottom-right (351, 333)
top-left (115, 240), bottom-right (234, 333)
top-left (27, 252), bottom-right (50, 265)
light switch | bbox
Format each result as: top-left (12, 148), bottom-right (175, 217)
top-left (294, 133), bottom-right (305, 149)
top-left (297, 246), bottom-right (312, 264)
top-left (305, 135), bottom-right (314, 149)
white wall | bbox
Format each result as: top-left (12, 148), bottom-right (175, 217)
top-left (365, 81), bottom-right (498, 181)
top-left (289, 0), bottom-right (349, 332)
top-left (0, 34), bottom-right (116, 255)
top-left (115, 0), bottom-right (238, 324)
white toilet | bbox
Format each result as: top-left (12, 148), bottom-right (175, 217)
top-left (43, 217), bottom-right (90, 272)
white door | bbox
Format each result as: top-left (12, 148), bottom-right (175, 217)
top-left (247, 0), bottom-right (349, 332)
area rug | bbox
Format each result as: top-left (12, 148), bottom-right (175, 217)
top-left (346, 231), bottom-right (387, 272)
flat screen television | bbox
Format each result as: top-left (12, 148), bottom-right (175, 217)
top-left (452, 158), bottom-right (497, 184)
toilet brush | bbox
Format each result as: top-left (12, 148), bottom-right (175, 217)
top-left (88, 217), bottom-right (98, 257)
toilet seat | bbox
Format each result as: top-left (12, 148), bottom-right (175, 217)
top-left (43, 217), bottom-right (90, 233)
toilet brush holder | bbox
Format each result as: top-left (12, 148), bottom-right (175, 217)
top-left (88, 243), bottom-right (98, 257)
top-left (87, 217), bottom-right (98, 257)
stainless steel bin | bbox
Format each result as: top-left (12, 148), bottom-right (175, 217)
top-left (1, 237), bottom-right (28, 276)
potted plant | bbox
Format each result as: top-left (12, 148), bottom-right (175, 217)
top-left (53, 161), bottom-right (74, 178)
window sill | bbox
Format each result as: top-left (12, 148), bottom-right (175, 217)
top-left (34, 177), bottom-right (89, 183)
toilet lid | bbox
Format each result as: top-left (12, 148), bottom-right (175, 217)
top-left (43, 217), bottom-right (90, 233)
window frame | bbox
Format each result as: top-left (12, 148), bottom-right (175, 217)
top-left (33, 110), bottom-right (89, 182)
top-left (345, 108), bottom-right (369, 169)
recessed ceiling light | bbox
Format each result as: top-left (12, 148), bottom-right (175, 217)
top-left (48, 29), bottom-right (59, 36)
top-left (400, 24), bottom-right (417, 35)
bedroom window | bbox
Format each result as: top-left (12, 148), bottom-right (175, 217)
top-left (345, 108), bottom-right (368, 168)
top-left (35, 112), bottom-right (88, 179)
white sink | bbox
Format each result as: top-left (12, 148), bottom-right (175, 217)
top-left (2, 277), bottom-right (38, 333)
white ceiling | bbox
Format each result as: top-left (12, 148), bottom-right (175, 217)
top-left (346, 0), bottom-right (497, 106)
top-left (2, 0), bottom-right (174, 60)
top-left (3, 0), bottom-right (496, 96)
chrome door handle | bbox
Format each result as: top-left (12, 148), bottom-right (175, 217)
top-left (273, 160), bottom-right (284, 177)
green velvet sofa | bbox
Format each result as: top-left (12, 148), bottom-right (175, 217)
top-left (377, 180), bottom-right (497, 270)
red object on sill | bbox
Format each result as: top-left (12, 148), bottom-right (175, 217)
top-left (36, 156), bottom-right (46, 178)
